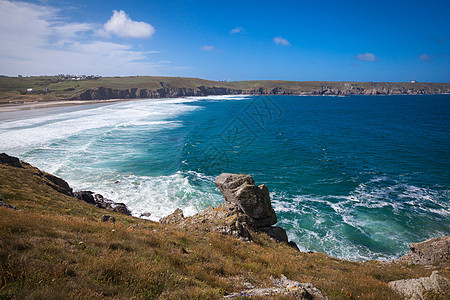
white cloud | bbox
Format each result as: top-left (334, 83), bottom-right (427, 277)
top-left (273, 36), bottom-right (290, 46)
top-left (104, 10), bottom-right (154, 39)
top-left (0, 1), bottom-right (169, 76)
top-left (356, 53), bottom-right (377, 61)
top-left (419, 54), bottom-right (432, 62)
top-left (54, 23), bottom-right (95, 39)
top-left (230, 27), bottom-right (244, 34)
top-left (202, 45), bottom-right (214, 51)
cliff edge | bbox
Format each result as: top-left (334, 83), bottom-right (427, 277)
top-left (0, 153), bottom-right (448, 299)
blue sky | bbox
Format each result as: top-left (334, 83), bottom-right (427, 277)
top-left (0, 0), bottom-right (449, 82)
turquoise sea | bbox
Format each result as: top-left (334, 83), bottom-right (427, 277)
top-left (1, 94), bottom-right (449, 261)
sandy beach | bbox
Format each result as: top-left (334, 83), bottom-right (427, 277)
top-left (0, 98), bottom-right (140, 113)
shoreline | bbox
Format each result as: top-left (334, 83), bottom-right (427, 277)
top-left (0, 98), bottom-right (143, 113)
top-left (1, 93), bottom-right (449, 113)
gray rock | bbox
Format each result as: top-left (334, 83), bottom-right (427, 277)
top-left (160, 208), bottom-right (185, 224)
top-left (74, 191), bottom-right (131, 215)
top-left (224, 274), bottom-right (328, 299)
top-left (214, 173), bottom-right (277, 227)
top-left (140, 212), bottom-right (152, 218)
top-left (395, 236), bottom-right (450, 265)
top-left (93, 193), bottom-right (131, 215)
top-left (159, 174), bottom-right (297, 247)
top-left (101, 215), bottom-right (115, 223)
top-left (389, 271), bottom-right (449, 300)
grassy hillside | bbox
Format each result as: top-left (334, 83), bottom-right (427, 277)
top-left (1, 157), bottom-right (448, 299)
top-left (0, 76), bottom-right (221, 102)
top-left (1, 75), bottom-right (449, 103)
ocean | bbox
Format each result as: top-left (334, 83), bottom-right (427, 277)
top-left (1, 94), bottom-right (449, 261)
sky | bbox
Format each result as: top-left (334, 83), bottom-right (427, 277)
top-left (0, 0), bottom-right (449, 82)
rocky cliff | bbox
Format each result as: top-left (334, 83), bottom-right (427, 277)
top-left (75, 82), bottom-right (244, 100)
top-left (161, 173), bottom-right (298, 249)
top-left (1, 154), bottom-right (449, 299)
top-left (73, 81), bottom-right (450, 101)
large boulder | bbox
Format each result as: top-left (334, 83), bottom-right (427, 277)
top-left (225, 274), bottom-right (328, 299)
top-left (389, 271), bottom-right (449, 299)
top-left (395, 236), bottom-right (450, 265)
top-left (214, 173), bottom-right (277, 227)
top-left (160, 174), bottom-right (298, 248)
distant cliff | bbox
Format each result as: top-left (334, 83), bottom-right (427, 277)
top-left (75, 82), bottom-right (244, 100)
top-left (1, 75), bottom-right (449, 103)
top-left (73, 81), bottom-right (450, 101)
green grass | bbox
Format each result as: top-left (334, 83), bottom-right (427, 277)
top-left (0, 161), bottom-right (449, 299)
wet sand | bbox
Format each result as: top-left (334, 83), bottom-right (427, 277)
top-left (0, 99), bottom-right (139, 113)
top-left (0, 99), bottom-right (139, 122)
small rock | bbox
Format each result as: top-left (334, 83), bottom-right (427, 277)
top-left (101, 215), bottom-right (115, 223)
top-left (160, 208), bottom-right (184, 224)
top-left (140, 212), bottom-right (152, 218)
top-left (0, 199), bottom-right (17, 210)
top-left (389, 271), bottom-right (449, 299)
top-left (259, 226), bottom-right (289, 243)
top-left (288, 241), bottom-right (300, 251)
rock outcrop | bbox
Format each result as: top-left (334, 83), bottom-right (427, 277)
top-left (43, 173), bottom-right (73, 196)
top-left (395, 236), bottom-right (450, 265)
top-left (73, 191), bottom-right (131, 215)
top-left (160, 208), bottom-right (184, 224)
top-left (0, 153), bottom-right (132, 216)
top-left (224, 274), bottom-right (328, 299)
top-left (389, 271), bottom-right (449, 300)
top-left (160, 173), bottom-right (297, 248)
top-left (0, 153), bottom-right (23, 168)
top-left (72, 81), bottom-right (450, 101)
top-left (0, 153), bottom-right (73, 196)
top-left (75, 82), bottom-right (243, 101)
top-left (214, 173), bottom-right (277, 227)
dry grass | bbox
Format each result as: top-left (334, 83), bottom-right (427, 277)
top-left (0, 162), bottom-right (448, 299)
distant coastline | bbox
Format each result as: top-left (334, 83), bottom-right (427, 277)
top-left (1, 75), bottom-right (450, 105)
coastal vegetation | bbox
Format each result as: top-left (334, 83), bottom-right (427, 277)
top-left (1, 155), bottom-right (448, 299)
top-left (1, 75), bottom-right (450, 104)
